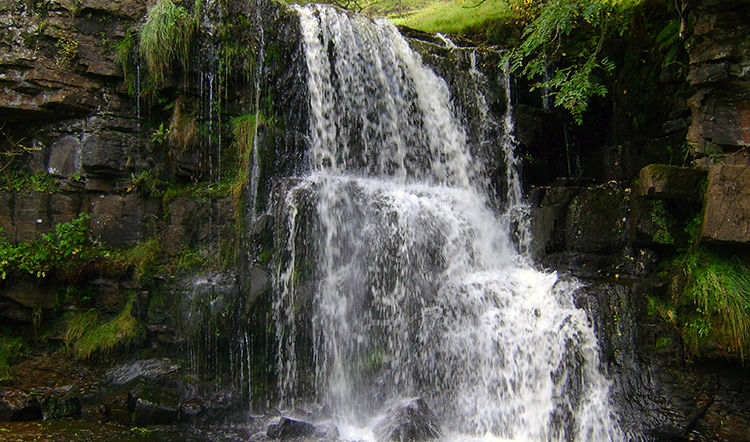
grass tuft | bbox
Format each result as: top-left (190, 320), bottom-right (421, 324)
top-left (670, 247), bottom-right (750, 360)
top-left (65, 297), bottom-right (142, 360)
top-left (138, 0), bottom-right (196, 87)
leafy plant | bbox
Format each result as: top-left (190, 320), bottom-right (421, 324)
top-left (0, 214), bottom-right (108, 281)
top-left (55, 35), bottom-right (79, 67)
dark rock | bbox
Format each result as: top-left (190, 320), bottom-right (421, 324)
top-left (0, 298), bottom-right (32, 324)
top-left (14, 192), bottom-right (50, 242)
top-left (102, 392), bottom-right (131, 425)
top-left (80, 132), bottom-right (130, 177)
top-left (375, 398), bottom-right (441, 442)
top-left (0, 279), bottom-right (57, 309)
top-left (47, 135), bottom-right (82, 177)
top-left (564, 186), bottom-right (629, 254)
top-left (129, 387), bottom-right (179, 426)
top-left (106, 358), bottom-right (181, 386)
top-left (88, 194), bottom-right (159, 248)
top-left (41, 393), bottom-right (81, 420)
top-left (636, 164), bottom-right (707, 200)
top-left (49, 193), bottom-right (82, 227)
top-left (249, 267), bottom-right (271, 302)
top-left (0, 390), bottom-right (43, 422)
top-left (267, 417), bottom-right (316, 439)
top-left (701, 165), bottom-right (750, 245)
top-left (178, 391), bottom-right (239, 424)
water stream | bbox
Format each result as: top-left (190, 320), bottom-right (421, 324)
top-left (273, 5), bottom-right (622, 440)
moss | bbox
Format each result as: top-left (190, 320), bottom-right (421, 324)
top-left (64, 296), bottom-right (142, 360)
top-left (115, 238), bottom-right (162, 281)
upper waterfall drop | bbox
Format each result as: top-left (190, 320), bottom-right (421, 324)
top-left (272, 4), bottom-right (624, 440)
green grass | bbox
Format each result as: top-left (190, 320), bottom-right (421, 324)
top-left (389, 0), bottom-right (510, 35)
top-left (116, 238), bottom-right (162, 281)
top-left (669, 247), bottom-right (750, 360)
top-left (138, 0), bottom-right (196, 87)
top-left (64, 298), bottom-right (142, 360)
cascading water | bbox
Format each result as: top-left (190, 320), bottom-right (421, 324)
top-left (273, 4), bottom-right (623, 440)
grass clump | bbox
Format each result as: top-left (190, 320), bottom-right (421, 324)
top-left (64, 297), bottom-right (142, 360)
top-left (114, 238), bottom-right (162, 281)
top-left (669, 247), bottom-right (750, 360)
top-left (0, 335), bottom-right (26, 383)
top-left (138, 0), bottom-right (196, 87)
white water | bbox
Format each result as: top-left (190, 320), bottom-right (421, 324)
top-left (273, 4), bottom-right (622, 440)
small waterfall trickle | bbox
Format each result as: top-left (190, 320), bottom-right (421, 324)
top-left (272, 4), bottom-right (623, 440)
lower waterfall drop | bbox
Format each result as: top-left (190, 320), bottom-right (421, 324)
top-left (272, 4), bottom-right (623, 440)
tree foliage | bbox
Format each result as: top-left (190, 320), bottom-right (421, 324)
top-left (504, 0), bottom-right (640, 123)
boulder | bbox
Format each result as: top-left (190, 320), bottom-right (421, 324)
top-left (266, 417), bottom-right (317, 440)
top-left (701, 165), bottom-right (750, 245)
top-left (129, 387), bottom-right (179, 426)
top-left (106, 358), bottom-right (181, 386)
top-left (41, 393), bottom-right (81, 420)
top-left (635, 164), bottom-right (707, 200)
top-left (375, 398), bottom-right (442, 442)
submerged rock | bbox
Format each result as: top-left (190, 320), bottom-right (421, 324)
top-left (40, 393), bottom-right (81, 420)
top-left (267, 417), bottom-right (317, 439)
top-left (375, 398), bottom-right (442, 442)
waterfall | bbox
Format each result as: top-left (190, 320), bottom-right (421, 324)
top-left (272, 4), bottom-right (622, 440)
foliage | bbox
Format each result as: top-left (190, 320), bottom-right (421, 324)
top-left (64, 296), bottom-right (142, 360)
top-left (503, 0), bottom-right (641, 123)
top-left (650, 200), bottom-right (674, 245)
top-left (138, 0), bottom-right (196, 87)
top-left (0, 334), bottom-right (26, 383)
top-left (0, 171), bottom-right (59, 193)
top-left (0, 214), bottom-right (108, 281)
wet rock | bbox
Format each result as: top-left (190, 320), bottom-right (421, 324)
top-left (314, 422), bottom-right (340, 439)
top-left (88, 194), bottom-right (160, 248)
top-left (564, 186), bottom-right (629, 254)
top-left (129, 387), bottom-right (179, 426)
top-left (41, 393), bottom-right (81, 420)
top-left (701, 164), bottom-right (750, 245)
top-left (0, 391), bottom-right (43, 422)
top-left (630, 199), bottom-right (689, 248)
top-left (0, 279), bottom-right (57, 309)
top-left (14, 192), bottom-right (50, 242)
top-left (106, 358), bottom-right (181, 386)
top-left (375, 398), bottom-right (442, 442)
top-left (47, 136), bottom-right (82, 177)
top-left (267, 417), bottom-right (316, 439)
top-left (101, 392), bottom-right (131, 425)
top-left (178, 391), bottom-right (239, 424)
top-left (0, 298), bottom-right (32, 324)
top-left (635, 164), bottom-right (707, 200)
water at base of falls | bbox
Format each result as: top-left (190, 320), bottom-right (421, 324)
top-left (272, 4), bottom-right (623, 441)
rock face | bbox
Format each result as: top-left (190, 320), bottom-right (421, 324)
top-left (701, 164), bottom-right (750, 244)
top-left (636, 164), bottom-right (707, 200)
top-left (686, 0), bottom-right (750, 155)
top-left (375, 398), bottom-right (442, 442)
